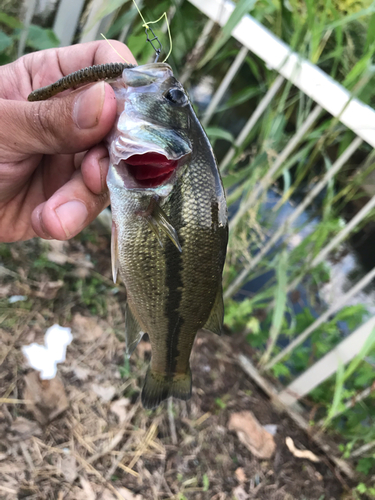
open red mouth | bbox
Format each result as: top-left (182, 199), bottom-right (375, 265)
top-left (125, 152), bottom-right (178, 188)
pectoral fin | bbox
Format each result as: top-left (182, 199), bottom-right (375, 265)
top-left (203, 286), bottom-right (224, 336)
top-left (147, 204), bottom-right (182, 253)
top-left (111, 222), bottom-right (119, 284)
top-left (125, 302), bottom-right (144, 358)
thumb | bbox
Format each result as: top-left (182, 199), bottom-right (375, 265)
top-left (0, 81), bottom-right (116, 160)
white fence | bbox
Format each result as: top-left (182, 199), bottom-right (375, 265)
top-left (18, 0), bottom-right (375, 416)
top-left (183, 0), bottom-right (375, 414)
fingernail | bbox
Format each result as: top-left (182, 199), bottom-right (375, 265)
top-left (73, 82), bottom-right (105, 129)
top-left (99, 157), bottom-right (109, 192)
top-left (55, 200), bottom-right (88, 238)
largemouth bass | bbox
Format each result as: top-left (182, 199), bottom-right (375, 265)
top-left (106, 63), bottom-right (228, 409)
top-left (28, 61), bottom-right (228, 409)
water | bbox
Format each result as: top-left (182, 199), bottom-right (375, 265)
top-left (189, 72), bottom-right (375, 320)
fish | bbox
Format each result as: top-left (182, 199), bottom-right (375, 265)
top-left (106, 63), bottom-right (228, 409)
top-left (28, 61), bottom-right (228, 409)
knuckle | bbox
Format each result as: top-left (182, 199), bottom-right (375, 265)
top-left (32, 98), bottom-right (71, 151)
top-left (94, 191), bottom-right (110, 212)
top-left (96, 191), bottom-right (110, 207)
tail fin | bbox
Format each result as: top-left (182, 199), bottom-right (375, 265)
top-left (141, 367), bottom-right (192, 409)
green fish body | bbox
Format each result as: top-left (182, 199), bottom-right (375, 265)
top-left (106, 63), bottom-right (228, 409)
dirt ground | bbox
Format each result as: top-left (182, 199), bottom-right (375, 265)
top-left (0, 228), bottom-right (353, 500)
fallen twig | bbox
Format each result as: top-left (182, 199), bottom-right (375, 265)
top-left (168, 399), bottom-right (178, 445)
top-left (285, 436), bottom-right (320, 462)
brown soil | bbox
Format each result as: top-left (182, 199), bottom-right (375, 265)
top-left (0, 230), bottom-right (350, 500)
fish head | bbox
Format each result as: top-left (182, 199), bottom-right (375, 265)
top-left (106, 63), bottom-right (192, 197)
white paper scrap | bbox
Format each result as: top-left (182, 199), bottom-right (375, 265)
top-left (22, 324), bottom-right (73, 380)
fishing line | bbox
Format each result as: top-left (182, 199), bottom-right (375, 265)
top-left (100, 33), bottom-right (130, 63)
top-left (131, 0), bottom-right (173, 63)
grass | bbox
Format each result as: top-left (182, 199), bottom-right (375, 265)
top-left (159, 0), bottom-right (375, 481)
top-left (0, 231), bottom-right (345, 500)
top-left (117, 1), bottom-right (375, 477)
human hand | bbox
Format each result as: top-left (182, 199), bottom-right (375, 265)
top-left (0, 40), bottom-right (136, 242)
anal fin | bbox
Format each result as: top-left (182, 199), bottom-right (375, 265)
top-left (141, 367), bottom-right (192, 409)
top-left (203, 285), bottom-right (224, 336)
top-left (125, 302), bottom-right (144, 358)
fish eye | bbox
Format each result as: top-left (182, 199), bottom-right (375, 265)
top-left (164, 88), bottom-right (188, 106)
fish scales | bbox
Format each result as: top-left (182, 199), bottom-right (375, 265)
top-left (107, 63), bottom-right (228, 409)
top-left (110, 126), bottom-right (226, 383)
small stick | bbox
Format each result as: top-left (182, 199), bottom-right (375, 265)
top-left (168, 398), bottom-right (177, 445)
top-left (0, 398), bottom-right (32, 404)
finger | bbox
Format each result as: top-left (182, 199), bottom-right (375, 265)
top-left (74, 151), bottom-right (87, 169)
top-left (0, 81), bottom-right (117, 160)
top-left (41, 153), bottom-right (76, 199)
top-left (31, 170), bottom-right (109, 240)
top-left (81, 144), bottom-right (109, 194)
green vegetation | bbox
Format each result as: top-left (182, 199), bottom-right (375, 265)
top-left (0, 11), bottom-right (58, 63)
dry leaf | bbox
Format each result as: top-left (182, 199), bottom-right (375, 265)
top-left (0, 481), bottom-right (17, 495)
top-left (0, 284), bottom-right (12, 297)
top-left (23, 372), bottom-right (69, 425)
top-left (233, 486), bottom-right (249, 500)
top-left (60, 454), bottom-right (77, 483)
top-left (48, 240), bottom-right (68, 253)
top-left (235, 467), bottom-right (247, 483)
top-left (46, 240), bottom-right (68, 264)
top-left (228, 411), bottom-right (276, 459)
top-left (79, 477), bottom-right (96, 500)
top-left (72, 365), bottom-right (91, 381)
top-left (113, 488), bottom-right (143, 500)
top-left (8, 417), bottom-right (42, 442)
top-left (35, 280), bottom-right (63, 299)
top-left (47, 241), bottom-right (93, 271)
top-left (75, 267), bottom-right (92, 279)
top-left (285, 437), bottom-right (320, 463)
top-left (315, 471), bottom-right (323, 481)
top-left (110, 398), bottom-right (130, 423)
top-left (69, 252), bottom-right (94, 269)
top-left (117, 488), bottom-right (143, 500)
top-left (76, 486), bottom-right (143, 500)
top-left (47, 251), bottom-right (68, 265)
top-left (91, 383), bottom-right (116, 402)
top-left (73, 314), bottom-right (104, 343)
